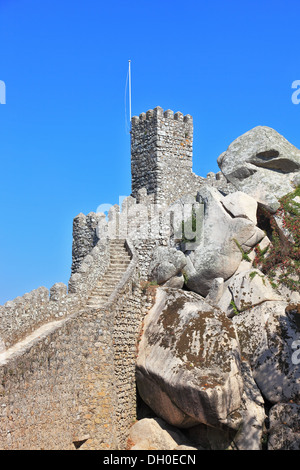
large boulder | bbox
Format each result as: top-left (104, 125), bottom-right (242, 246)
top-left (217, 126), bottom-right (300, 212)
top-left (149, 246), bottom-right (187, 285)
top-left (268, 403), bottom-right (300, 450)
top-left (127, 417), bottom-right (197, 450)
top-left (136, 288), bottom-right (244, 430)
top-left (220, 191), bottom-right (258, 224)
top-left (184, 186), bottom-right (265, 296)
top-left (227, 268), bottom-right (282, 312)
top-left (233, 301), bottom-right (300, 404)
top-left (183, 362), bottom-right (266, 450)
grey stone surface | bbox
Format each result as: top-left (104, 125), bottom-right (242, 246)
top-left (268, 403), bottom-right (300, 450)
top-left (163, 274), bottom-right (185, 289)
top-left (49, 283), bottom-right (67, 302)
top-left (71, 212), bottom-right (102, 273)
top-left (218, 126), bottom-right (300, 212)
top-left (221, 191), bottom-right (258, 224)
top-left (205, 277), bottom-right (224, 306)
top-left (227, 268), bottom-right (282, 312)
top-left (149, 246), bottom-right (187, 285)
top-left (131, 107), bottom-right (202, 207)
top-left (233, 361), bottom-right (266, 450)
top-left (233, 301), bottom-right (300, 404)
top-left (184, 186), bottom-right (265, 296)
top-left (136, 287), bottom-right (243, 430)
top-left (128, 417), bottom-right (192, 450)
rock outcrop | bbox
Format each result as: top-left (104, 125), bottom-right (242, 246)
top-left (127, 417), bottom-right (199, 450)
top-left (183, 186), bottom-right (265, 296)
top-left (217, 126), bottom-right (300, 212)
top-left (233, 301), bottom-right (300, 404)
top-left (149, 246), bottom-right (187, 285)
top-left (267, 403), bottom-right (300, 450)
top-left (136, 288), bottom-right (244, 430)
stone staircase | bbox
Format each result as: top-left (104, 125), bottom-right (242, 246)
top-left (87, 239), bottom-right (131, 309)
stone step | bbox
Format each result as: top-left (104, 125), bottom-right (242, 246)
top-left (105, 267), bottom-right (129, 273)
top-left (93, 284), bottom-right (120, 293)
top-left (108, 264), bottom-right (129, 269)
top-left (95, 280), bottom-right (121, 287)
top-left (109, 256), bottom-right (130, 262)
top-left (109, 259), bottom-right (130, 264)
top-left (110, 248), bottom-right (127, 253)
top-left (103, 271), bottom-right (125, 277)
top-left (100, 275), bottom-right (125, 282)
top-left (86, 240), bottom-right (131, 308)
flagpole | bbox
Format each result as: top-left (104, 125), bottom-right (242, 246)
top-left (128, 60), bottom-right (131, 123)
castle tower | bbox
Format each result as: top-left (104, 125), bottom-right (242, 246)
top-left (131, 106), bottom-right (195, 206)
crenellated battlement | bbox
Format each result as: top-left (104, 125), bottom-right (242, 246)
top-left (131, 106), bottom-right (193, 125)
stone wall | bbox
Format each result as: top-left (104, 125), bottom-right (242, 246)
top-left (71, 212), bottom-right (102, 273)
top-left (0, 285), bottom-right (79, 350)
top-left (131, 106), bottom-right (204, 206)
top-left (68, 239), bottom-right (110, 297)
top-left (0, 238), bottom-right (148, 450)
top-left (0, 235), bottom-right (111, 352)
top-left (0, 304), bottom-right (118, 449)
top-left (0, 104), bottom-right (236, 450)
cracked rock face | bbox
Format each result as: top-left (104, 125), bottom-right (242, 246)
top-left (184, 186), bottom-right (265, 296)
top-left (227, 268), bottom-right (282, 312)
top-left (233, 301), bottom-right (300, 404)
top-left (217, 126), bottom-right (300, 212)
top-left (136, 287), bottom-right (244, 430)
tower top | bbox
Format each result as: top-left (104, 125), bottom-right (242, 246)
top-left (131, 106), bottom-right (201, 206)
top-left (131, 106), bottom-right (193, 126)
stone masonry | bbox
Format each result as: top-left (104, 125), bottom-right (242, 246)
top-left (131, 106), bottom-right (204, 206)
top-left (0, 106), bottom-right (233, 449)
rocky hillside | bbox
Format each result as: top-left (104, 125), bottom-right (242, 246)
top-left (129, 126), bottom-right (300, 450)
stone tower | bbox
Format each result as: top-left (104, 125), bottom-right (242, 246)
top-left (131, 106), bottom-right (200, 206)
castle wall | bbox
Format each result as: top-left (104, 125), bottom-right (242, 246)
top-left (0, 305), bottom-right (118, 450)
top-left (0, 239), bottom-right (147, 450)
top-left (0, 286), bottom-right (78, 351)
top-left (71, 212), bottom-right (102, 273)
top-left (0, 105), bottom-right (236, 450)
top-left (0, 239), bottom-right (110, 352)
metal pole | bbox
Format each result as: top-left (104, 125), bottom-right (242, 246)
top-left (128, 60), bottom-right (131, 122)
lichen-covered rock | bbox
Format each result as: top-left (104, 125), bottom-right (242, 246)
top-left (268, 403), bottom-right (300, 450)
top-left (136, 288), bottom-right (244, 430)
top-left (233, 301), bottom-right (300, 404)
top-left (184, 186), bottom-right (265, 296)
top-left (227, 268), bottom-right (282, 312)
top-left (217, 126), bottom-right (300, 212)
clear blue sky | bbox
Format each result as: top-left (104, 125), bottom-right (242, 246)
top-left (1, 0), bottom-right (300, 304)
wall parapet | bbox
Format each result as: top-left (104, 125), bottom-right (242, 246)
top-left (68, 239), bottom-right (111, 298)
top-left (131, 106), bottom-right (193, 126)
top-left (0, 286), bottom-right (81, 350)
top-left (0, 236), bottom-right (146, 450)
top-left (0, 237), bottom-right (111, 351)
